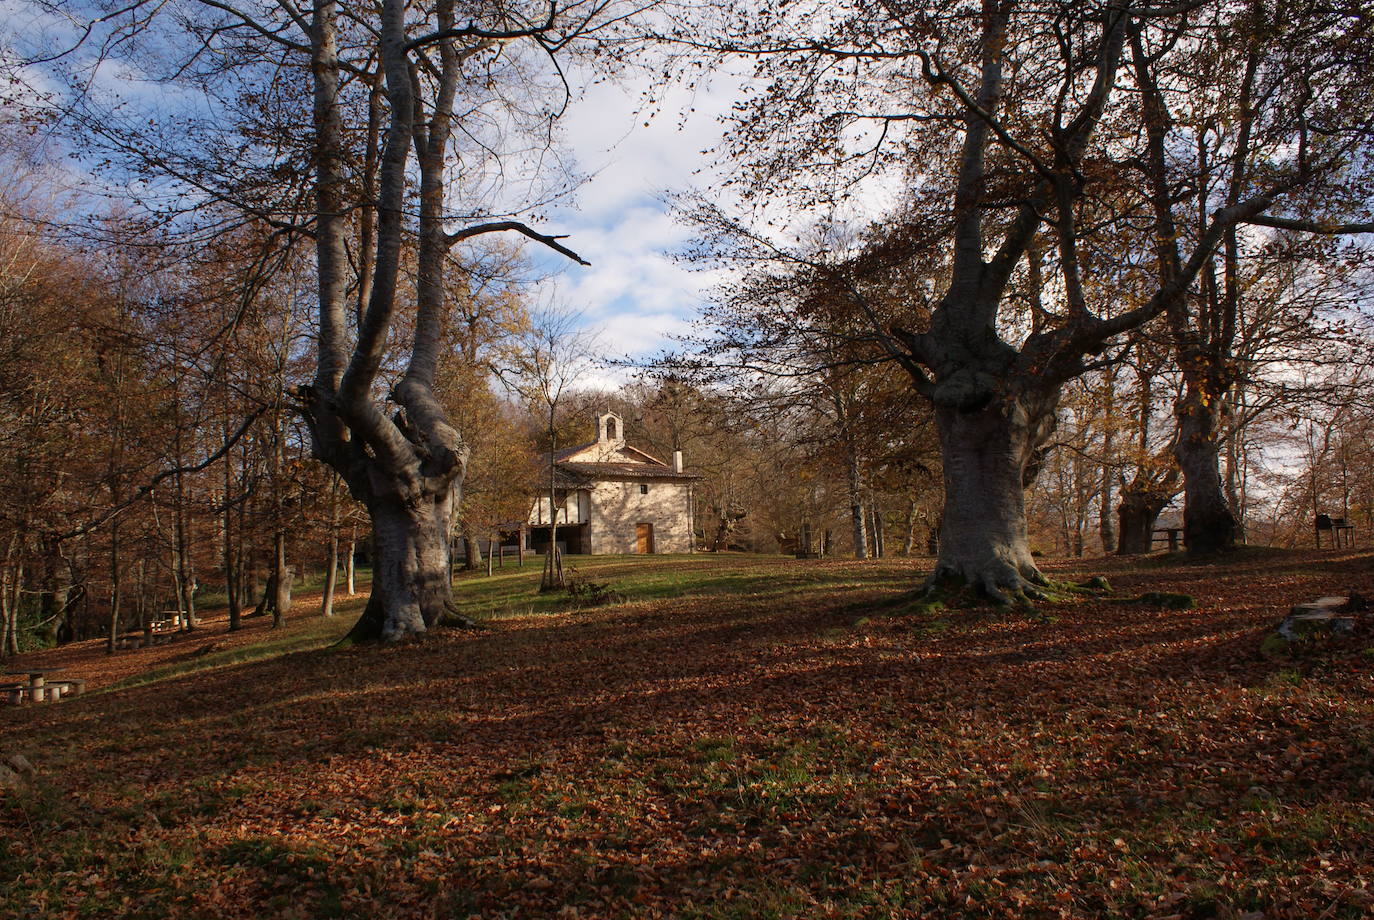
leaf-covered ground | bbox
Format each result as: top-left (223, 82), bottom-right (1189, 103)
top-left (2, 550), bottom-right (1372, 919)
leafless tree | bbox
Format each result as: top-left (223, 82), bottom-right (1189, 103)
top-left (496, 304), bottom-right (601, 589)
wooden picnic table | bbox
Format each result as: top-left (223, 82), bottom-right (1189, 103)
top-left (3, 666), bottom-right (66, 702)
top-left (1315, 514), bottom-right (1356, 548)
top-left (113, 618), bottom-right (181, 650)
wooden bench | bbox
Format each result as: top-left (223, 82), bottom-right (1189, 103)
top-left (1153, 527), bottom-right (1184, 551)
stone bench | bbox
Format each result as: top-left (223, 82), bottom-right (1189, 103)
top-left (115, 624), bottom-right (179, 649)
top-left (1, 682), bottom-right (67, 703)
top-left (47, 678), bottom-right (86, 697)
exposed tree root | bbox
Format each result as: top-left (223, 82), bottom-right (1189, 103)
top-left (334, 593), bottom-right (385, 647)
top-left (437, 602), bottom-right (482, 630)
top-left (923, 559), bottom-right (1049, 608)
top-left (921, 564), bottom-right (1114, 611)
top-left (335, 592), bottom-right (437, 646)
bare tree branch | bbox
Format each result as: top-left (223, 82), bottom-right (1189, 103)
top-left (446, 220), bottom-right (589, 265)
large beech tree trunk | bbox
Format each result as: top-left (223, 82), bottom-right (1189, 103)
top-left (876, 0), bottom-right (1133, 604)
top-left (352, 484), bottom-right (461, 628)
top-left (1116, 488), bottom-right (1170, 554)
top-left (929, 397), bottom-right (1050, 602)
top-left (349, 490), bottom-right (454, 640)
top-left (1135, 21), bottom-right (1254, 560)
top-left (1174, 385), bottom-right (1236, 555)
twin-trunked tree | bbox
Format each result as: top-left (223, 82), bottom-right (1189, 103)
top-left (682, 0), bottom-right (1374, 598)
top-left (54, 0), bottom-right (616, 640)
top-left (298, 0), bottom-right (597, 640)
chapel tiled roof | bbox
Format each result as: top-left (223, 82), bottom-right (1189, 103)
top-left (551, 441), bottom-right (597, 462)
top-left (538, 446), bottom-right (701, 487)
top-left (540, 417), bottom-right (699, 485)
top-left (556, 460), bottom-right (701, 481)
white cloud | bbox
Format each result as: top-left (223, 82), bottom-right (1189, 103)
top-left (542, 61), bottom-right (910, 373)
top-left (558, 72), bottom-right (741, 220)
top-left (537, 69), bottom-right (746, 369)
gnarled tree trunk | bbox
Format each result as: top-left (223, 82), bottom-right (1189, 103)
top-left (929, 394), bottom-right (1053, 603)
top-left (296, 0), bottom-right (580, 642)
top-left (1174, 383), bottom-right (1236, 555)
top-left (348, 490), bottom-right (453, 640)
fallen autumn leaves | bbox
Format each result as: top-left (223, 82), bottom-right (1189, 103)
top-left (2, 550), bottom-right (1372, 919)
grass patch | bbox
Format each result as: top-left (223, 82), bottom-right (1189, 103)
top-left (449, 553), bottom-right (915, 622)
top-left (103, 614), bottom-right (355, 692)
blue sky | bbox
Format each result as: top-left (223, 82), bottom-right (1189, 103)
top-left (518, 73), bottom-right (745, 380)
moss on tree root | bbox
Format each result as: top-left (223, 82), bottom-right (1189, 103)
top-left (333, 599), bottom-right (480, 648)
top-left (915, 570), bottom-right (1115, 615)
